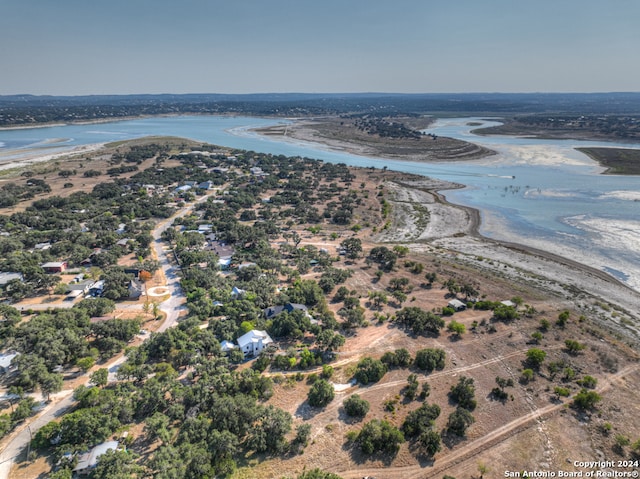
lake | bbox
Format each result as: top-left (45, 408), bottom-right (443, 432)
top-left (1, 115), bottom-right (639, 290)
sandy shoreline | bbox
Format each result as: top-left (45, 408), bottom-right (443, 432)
top-left (0, 142), bottom-right (106, 171)
top-left (251, 120), bottom-right (640, 342)
top-left (375, 177), bottom-right (640, 344)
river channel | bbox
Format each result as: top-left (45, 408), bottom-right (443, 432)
top-left (1, 115), bottom-right (639, 290)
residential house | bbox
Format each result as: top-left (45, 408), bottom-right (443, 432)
top-left (128, 279), bottom-right (144, 300)
top-left (0, 352), bottom-right (19, 375)
top-left (231, 286), bottom-right (246, 298)
top-left (218, 258), bottom-right (232, 270)
top-left (198, 180), bottom-right (214, 190)
top-left (448, 299), bottom-right (467, 311)
top-left (89, 280), bottom-right (105, 297)
top-left (73, 441), bottom-right (120, 476)
top-left (236, 330), bottom-right (273, 357)
top-left (263, 303), bottom-right (308, 320)
top-left (0, 272), bottom-right (23, 286)
top-left (41, 262), bottom-right (68, 273)
top-left (66, 280), bottom-right (94, 295)
top-left (197, 224), bottom-right (213, 234)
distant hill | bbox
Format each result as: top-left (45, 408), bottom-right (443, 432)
top-left (2, 92), bottom-right (640, 126)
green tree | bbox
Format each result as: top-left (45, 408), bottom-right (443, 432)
top-left (418, 429), bottom-right (441, 456)
top-left (402, 402), bottom-right (441, 438)
top-left (449, 376), bottom-right (476, 410)
top-left (308, 379), bottom-right (335, 407)
top-left (525, 348), bottom-right (547, 369)
top-left (564, 339), bottom-right (585, 354)
top-left (573, 389), bottom-right (602, 411)
top-left (414, 348), bottom-right (446, 372)
top-left (446, 407), bottom-right (475, 436)
top-left (90, 368), bottom-right (109, 387)
top-left (343, 394), bottom-right (370, 418)
top-left (91, 449), bottom-right (142, 479)
top-left (447, 320), bottom-right (466, 336)
top-left (354, 357), bottom-right (387, 384)
top-left (356, 419), bottom-right (404, 455)
top-left (340, 237), bottom-right (362, 260)
top-left (39, 372), bottom-right (63, 402)
top-left (297, 469), bottom-right (344, 479)
top-left (76, 356), bottom-right (95, 372)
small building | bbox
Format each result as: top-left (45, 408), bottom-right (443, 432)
top-left (34, 242), bottom-right (52, 250)
top-left (218, 257), bottom-right (232, 270)
top-left (237, 262), bottom-right (257, 270)
top-left (197, 224), bottom-right (213, 234)
top-left (41, 262), bottom-right (68, 273)
top-left (220, 340), bottom-right (236, 353)
top-left (231, 286), bottom-right (246, 298)
top-left (128, 279), bottom-right (144, 300)
top-left (448, 299), bottom-right (467, 311)
top-left (73, 441), bottom-right (120, 476)
top-left (198, 180), bottom-right (214, 190)
top-left (65, 290), bottom-right (84, 301)
top-left (0, 272), bottom-right (23, 286)
top-left (89, 280), bottom-right (105, 297)
top-left (0, 352), bottom-right (19, 375)
top-left (236, 330), bottom-right (273, 357)
top-left (116, 238), bottom-right (131, 247)
top-left (500, 300), bottom-right (516, 308)
top-left (66, 279), bottom-right (94, 294)
top-left (264, 303), bottom-right (308, 320)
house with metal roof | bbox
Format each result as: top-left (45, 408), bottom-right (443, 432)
top-left (73, 441), bottom-right (120, 475)
top-left (236, 330), bottom-right (273, 357)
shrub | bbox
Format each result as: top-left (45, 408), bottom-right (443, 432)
top-left (449, 376), bottom-right (476, 410)
top-left (308, 379), bottom-right (335, 407)
top-left (414, 348), bottom-right (446, 372)
top-left (354, 357), bottom-right (387, 384)
top-left (343, 394), bottom-right (370, 418)
top-left (356, 419), bottom-right (404, 455)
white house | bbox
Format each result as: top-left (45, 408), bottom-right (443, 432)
top-left (73, 441), bottom-right (120, 476)
top-left (220, 340), bottom-right (236, 353)
top-left (236, 330), bottom-right (273, 357)
top-left (231, 286), bottom-right (246, 298)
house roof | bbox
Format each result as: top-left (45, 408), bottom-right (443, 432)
top-left (0, 352), bottom-right (19, 370)
top-left (0, 272), bottom-right (23, 286)
top-left (41, 262), bottom-right (66, 268)
top-left (264, 303), bottom-right (308, 319)
top-left (221, 340), bottom-right (236, 352)
top-left (448, 299), bottom-right (466, 309)
top-left (73, 441), bottom-right (119, 472)
top-left (237, 330), bottom-right (273, 349)
top-left (231, 286), bottom-right (246, 296)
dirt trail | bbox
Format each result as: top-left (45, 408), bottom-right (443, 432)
top-left (338, 363), bottom-right (638, 479)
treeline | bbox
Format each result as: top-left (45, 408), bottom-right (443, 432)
top-left (4, 92), bottom-right (640, 126)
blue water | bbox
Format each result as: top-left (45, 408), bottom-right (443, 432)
top-left (1, 115), bottom-right (639, 289)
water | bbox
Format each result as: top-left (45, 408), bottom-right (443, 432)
top-left (1, 115), bottom-right (639, 290)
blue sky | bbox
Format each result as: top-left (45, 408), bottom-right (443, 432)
top-left (2, 0), bottom-right (639, 95)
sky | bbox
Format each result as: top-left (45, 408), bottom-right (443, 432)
top-left (1, 0), bottom-right (639, 96)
